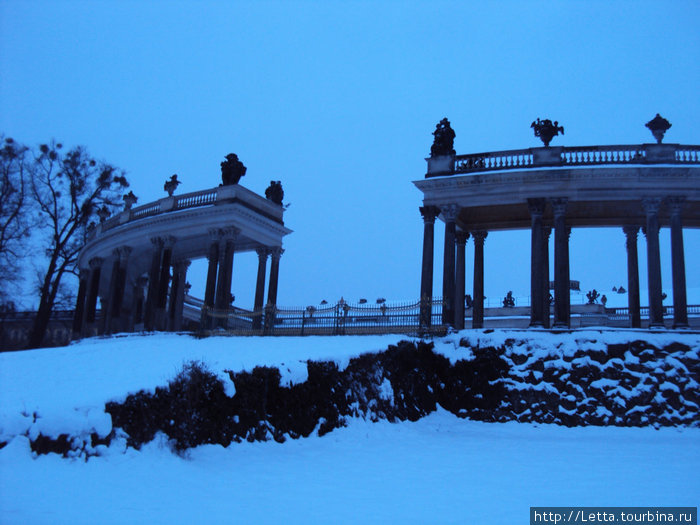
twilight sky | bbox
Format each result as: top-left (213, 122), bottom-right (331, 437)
top-left (1, 1), bottom-right (699, 310)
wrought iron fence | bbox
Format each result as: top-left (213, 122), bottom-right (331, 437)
top-left (199, 298), bottom-right (446, 337)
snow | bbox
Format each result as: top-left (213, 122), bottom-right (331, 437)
top-left (1, 331), bottom-right (699, 523)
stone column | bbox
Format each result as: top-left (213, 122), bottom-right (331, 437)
top-left (155, 236), bottom-right (175, 330)
top-left (112, 246), bottom-right (131, 333)
top-left (642, 198), bottom-right (664, 328)
top-left (169, 260), bottom-right (190, 331)
top-left (253, 247), bottom-right (269, 329)
top-left (72, 268), bottom-right (89, 339)
top-left (419, 205), bottom-right (439, 331)
top-left (265, 247), bottom-right (284, 333)
top-left (623, 226), bottom-right (641, 328)
top-left (441, 204), bottom-right (459, 326)
top-left (131, 276), bottom-right (148, 330)
top-left (454, 230), bottom-right (469, 330)
top-left (201, 229), bottom-right (221, 330)
top-left (103, 250), bottom-right (121, 334)
top-left (144, 237), bottom-right (164, 331)
top-left (215, 229), bottom-right (238, 315)
top-left (668, 197), bottom-right (688, 328)
top-left (542, 227), bottom-right (552, 329)
top-left (551, 198), bottom-right (570, 328)
top-left (472, 230), bottom-right (487, 329)
top-left (84, 257), bottom-right (103, 336)
top-left (528, 198), bottom-right (546, 327)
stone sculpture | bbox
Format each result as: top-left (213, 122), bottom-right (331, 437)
top-left (265, 180), bottom-right (284, 204)
top-left (430, 118), bottom-right (456, 157)
top-left (221, 153), bottom-right (247, 185)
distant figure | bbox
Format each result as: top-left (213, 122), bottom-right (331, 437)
top-left (164, 174), bottom-right (180, 196)
top-left (601, 295), bottom-right (608, 307)
top-left (221, 153), bottom-right (247, 185)
top-left (502, 291), bottom-right (515, 308)
top-left (265, 180), bottom-right (284, 204)
top-left (430, 118), bottom-right (456, 157)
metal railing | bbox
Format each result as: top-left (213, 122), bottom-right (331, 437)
top-left (200, 298), bottom-right (446, 336)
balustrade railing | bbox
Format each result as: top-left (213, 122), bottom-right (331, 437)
top-left (561, 145), bottom-right (645, 166)
top-left (446, 143), bottom-right (699, 175)
top-left (455, 148), bottom-right (533, 173)
top-left (175, 188), bottom-right (218, 209)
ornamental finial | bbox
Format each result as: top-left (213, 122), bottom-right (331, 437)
top-left (645, 114), bottom-right (671, 144)
top-left (531, 118), bottom-right (564, 147)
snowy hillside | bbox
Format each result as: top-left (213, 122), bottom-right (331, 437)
top-left (1, 331), bottom-right (699, 523)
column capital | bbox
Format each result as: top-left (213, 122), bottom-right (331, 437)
top-left (623, 225), bottom-right (640, 240)
top-left (472, 230), bottom-right (488, 246)
top-left (208, 228), bottom-right (223, 241)
top-left (440, 203), bottom-right (460, 222)
top-left (667, 196), bottom-right (686, 216)
top-left (162, 235), bottom-right (176, 249)
top-left (174, 259), bottom-right (191, 273)
top-left (256, 246), bottom-right (270, 259)
top-left (89, 256), bottom-right (104, 269)
top-left (220, 226), bottom-right (241, 240)
top-left (113, 245), bottom-right (132, 262)
top-left (550, 197), bottom-right (568, 217)
top-left (150, 236), bottom-right (164, 249)
top-left (270, 246), bottom-right (285, 260)
top-left (527, 198), bottom-right (546, 216)
top-left (641, 196), bottom-right (663, 216)
top-left (455, 230), bottom-right (469, 245)
top-left (419, 205), bottom-right (440, 224)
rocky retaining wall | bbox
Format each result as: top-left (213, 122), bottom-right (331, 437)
top-left (101, 335), bottom-right (699, 453)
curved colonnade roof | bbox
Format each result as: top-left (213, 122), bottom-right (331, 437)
top-left (78, 184), bottom-right (292, 286)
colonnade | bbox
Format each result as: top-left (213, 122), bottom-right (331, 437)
top-left (419, 195), bottom-right (690, 331)
top-left (72, 230), bottom-right (284, 337)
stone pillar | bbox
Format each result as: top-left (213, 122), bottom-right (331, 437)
top-left (215, 230), bottom-right (237, 312)
top-left (112, 246), bottom-right (131, 333)
top-left (551, 198), bottom-right (569, 328)
top-left (623, 226), bottom-right (641, 328)
top-left (103, 250), bottom-right (121, 334)
top-left (454, 230), bottom-right (469, 330)
top-left (265, 247), bottom-right (284, 333)
top-left (542, 227), bottom-right (552, 329)
top-left (169, 260), bottom-right (190, 331)
top-left (267, 247), bottom-right (284, 308)
top-left (84, 257), bottom-right (103, 336)
top-left (131, 276), bottom-right (148, 330)
top-left (72, 268), bottom-right (89, 339)
top-left (253, 247), bottom-right (269, 329)
top-left (472, 230), bottom-right (487, 329)
top-left (441, 204), bottom-right (459, 326)
top-left (419, 205), bottom-right (439, 331)
top-left (668, 197), bottom-right (688, 328)
top-left (144, 237), bottom-right (164, 331)
top-left (528, 198), bottom-right (546, 327)
top-left (155, 236), bottom-right (175, 330)
top-left (642, 197), bottom-right (664, 328)
top-left (201, 229), bottom-right (221, 330)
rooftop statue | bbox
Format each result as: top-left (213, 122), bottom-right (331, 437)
top-left (645, 114), bottom-right (671, 144)
top-left (164, 174), bottom-right (180, 196)
top-left (221, 153), bottom-right (247, 186)
top-left (430, 118), bottom-right (456, 157)
top-left (265, 180), bottom-right (284, 205)
top-left (531, 118), bottom-right (564, 147)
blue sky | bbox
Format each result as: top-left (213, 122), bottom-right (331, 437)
top-left (1, 1), bottom-right (699, 310)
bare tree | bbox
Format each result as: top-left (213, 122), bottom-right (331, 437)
top-left (27, 141), bottom-right (128, 348)
top-left (0, 136), bottom-right (30, 308)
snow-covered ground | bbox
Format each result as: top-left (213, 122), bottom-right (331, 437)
top-left (1, 332), bottom-right (699, 524)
